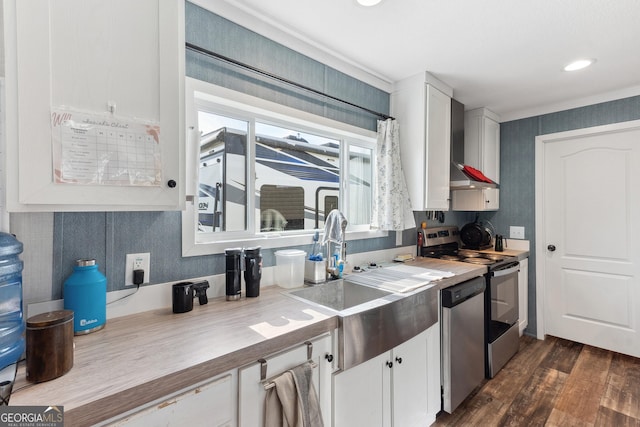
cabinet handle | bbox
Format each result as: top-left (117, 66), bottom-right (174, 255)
top-left (325, 354), bottom-right (334, 363)
top-left (395, 357), bottom-right (403, 364)
top-left (167, 179), bottom-right (177, 188)
top-left (386, 361), bottom-right (393, 368)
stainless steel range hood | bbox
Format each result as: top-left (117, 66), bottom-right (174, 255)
top-left (450, 99), bottom-right (499, 190)
top-left (450, 162), bottom-right (498, 190)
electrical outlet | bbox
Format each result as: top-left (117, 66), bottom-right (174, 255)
top-left (125, 253), bottom-right (150, 286)
top-left (509, 226), bottom-right (525, 240)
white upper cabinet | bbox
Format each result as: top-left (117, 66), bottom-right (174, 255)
top-left (3, 0), bottom-right (185, 211)
top-left (391, 72), bottom-right (453, 211)
top-left (452, 107), bottom-right (500, 211)
top-left (465, 108), bottom-right (500, 183)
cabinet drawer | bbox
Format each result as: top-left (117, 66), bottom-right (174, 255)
top-left (105, 372), bottom-right (236, 427)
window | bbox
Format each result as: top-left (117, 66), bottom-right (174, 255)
top-left (183, 79), bottom-right (385, 256)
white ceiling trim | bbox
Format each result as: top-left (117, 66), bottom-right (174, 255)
top-left (501, 85), bottom-right (640, 123)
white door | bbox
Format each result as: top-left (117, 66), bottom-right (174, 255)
top-left (538, 120), bottom-right (640, 357)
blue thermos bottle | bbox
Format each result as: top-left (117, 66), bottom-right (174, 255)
top-left (0, 232), bottom-right (25, 371)
top-left (63, 259), bottom-right (107, 335)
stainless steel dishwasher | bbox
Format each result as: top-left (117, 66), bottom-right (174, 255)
top-left (441, 276), bottom-right (486, 413)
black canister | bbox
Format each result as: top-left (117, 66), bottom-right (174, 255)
top-left (172, 282), bottom-right (194, 313)
top-left (244, 247), bottom-right (262, 297)
top-left (225, 248), bottom-right (242, 301)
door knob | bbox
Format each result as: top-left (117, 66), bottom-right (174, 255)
top-left (547, 244), bottom-right (556, 252)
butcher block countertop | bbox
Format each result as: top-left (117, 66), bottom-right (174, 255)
top-left (10, 258), bottom-right (486, 426)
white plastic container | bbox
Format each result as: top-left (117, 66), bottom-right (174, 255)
top-left (275, 249), bottom-right (306, 289)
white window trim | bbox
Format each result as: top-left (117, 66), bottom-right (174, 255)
top-left (182, 77), bottom-right (387, 257)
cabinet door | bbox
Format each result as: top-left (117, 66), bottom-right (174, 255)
top-left (464, 110), bottom-right (500, 183)
top-left (451, 189), bottom-right (499, 211)
top-left (425, 321), bottom-right (441, 421)
top-left (238, 334), bottom-right (333, 427)
top-left (485, 188), bottom-right (500, 210)
top-left (482, 117), bottom-right (500, 183)
top-left (334, 325), bottom-right (440, 427)
top-left (4, 0), bottom-right (184, 211)
top-left (106, 371), bottom-right (237, 427)
top-left (391, 330), bottom-right (430, 427)
top-left (424, 85), bottom-right (452, 210)
top-left (333, 350), bottom-right (389, 427)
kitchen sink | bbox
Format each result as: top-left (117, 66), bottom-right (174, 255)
top-left (288, 279), bottom-right (393, 311)
top-left (285, 277), bottom-right (438, 371)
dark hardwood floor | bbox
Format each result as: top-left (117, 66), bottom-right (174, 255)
top-left (433, 335), bottom-right (640, 426)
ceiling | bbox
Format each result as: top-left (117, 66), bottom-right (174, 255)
top-left (213, 0), bottom-right (640, 121)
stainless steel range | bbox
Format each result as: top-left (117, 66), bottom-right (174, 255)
top-left (420, 225), bottom-right (520, 383)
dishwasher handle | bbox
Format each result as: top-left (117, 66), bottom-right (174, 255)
top-left (491, 262), bottom-right (520, 278)
top-left (441, 276), bottom-right (486, 308)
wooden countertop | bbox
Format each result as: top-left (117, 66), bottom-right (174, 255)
top-left (403, 257), bottom-right (488, 290)
top-left (10, 258), bottom-right (486, 426)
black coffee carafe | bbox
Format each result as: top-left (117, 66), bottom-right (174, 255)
top-left (244, 247), bottom-right (262, 297)
top-left (494, 235), bottom-right (504, 252)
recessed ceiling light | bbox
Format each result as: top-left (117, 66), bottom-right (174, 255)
top-left (564, 59), bottom-right (596, 72)
top-left (357, 0), bottom-right (383, 6)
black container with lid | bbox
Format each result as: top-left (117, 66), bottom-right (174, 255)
top-left (172, 282), bottom-right (194, 313)
top-left (225, 248), bottom-right (242, 301)
top-left (244, 247), bottom-right (262, 297)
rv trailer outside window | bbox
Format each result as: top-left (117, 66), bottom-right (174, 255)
top-left (196, 112), bottom-right (247, 233)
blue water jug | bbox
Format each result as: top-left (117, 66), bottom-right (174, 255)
top-left (0, 232), bottom-right (25, 370)
top-left (63, 259), bottom-right (107, 335)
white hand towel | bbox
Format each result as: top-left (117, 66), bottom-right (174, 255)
top-left (322, 209), bottom-right (347, 245)
top-left (264, 361), bottom-right (324, 427)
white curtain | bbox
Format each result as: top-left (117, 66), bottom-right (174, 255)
top-left (371, 119), bottom-right (415, 231)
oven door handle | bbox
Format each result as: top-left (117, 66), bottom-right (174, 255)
top-left (491, 263), bottom-right (520, 278)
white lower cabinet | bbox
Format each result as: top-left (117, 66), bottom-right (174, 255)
top-left (105, 370), bottom-right (237, 427)
top-left (333, 324), bottom-right (440, 427)
top-left (238, 333), bottom-right (333, 427)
